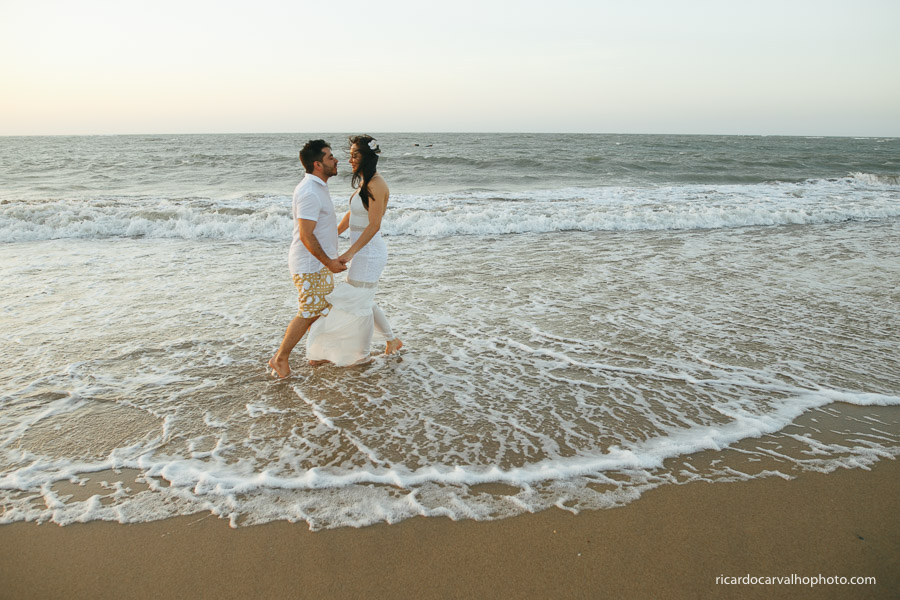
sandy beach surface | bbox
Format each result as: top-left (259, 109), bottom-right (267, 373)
top-left (1, 458), bottom-right (896, 600)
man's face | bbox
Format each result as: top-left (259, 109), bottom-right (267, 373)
top-left (319, 147), bottom-right (338, 177)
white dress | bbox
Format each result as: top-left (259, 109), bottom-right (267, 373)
top-left (305, 190), bottom-right (395, 366)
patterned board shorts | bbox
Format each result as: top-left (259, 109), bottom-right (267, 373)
top-left (293, 267), bottom-right (334, 319)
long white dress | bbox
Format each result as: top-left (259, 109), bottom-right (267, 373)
top-left (305, 190), bottom-right (396, 366)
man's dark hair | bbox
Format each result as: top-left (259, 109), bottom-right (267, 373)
top-left (299, 139), bottom-right (330, 173)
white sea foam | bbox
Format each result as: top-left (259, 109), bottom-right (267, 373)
top-left (850, 172), bottom-right (900, 186)
top-left (1, 385), bottom-right (896, 529)
top-left (2, 220), bottom-right (899, 530)
top-left (1, 177), bottom-right (897, 242)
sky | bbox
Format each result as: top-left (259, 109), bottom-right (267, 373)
top-left (2, 0), bottom-right (899, 137)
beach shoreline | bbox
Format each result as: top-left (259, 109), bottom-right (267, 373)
top-left (1, 458), bottom-right (896, 600)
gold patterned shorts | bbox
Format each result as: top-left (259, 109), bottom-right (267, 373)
top-left (293, 267), bottom-right (334, 318)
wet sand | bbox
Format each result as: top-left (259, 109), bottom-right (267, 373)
top-left (1, 459), bottom-right (897, 600)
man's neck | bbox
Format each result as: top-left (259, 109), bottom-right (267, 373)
top-left (311, 169), bottom-right (329, 182)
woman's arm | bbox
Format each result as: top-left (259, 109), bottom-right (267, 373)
top-left (340, 178), bottom-right (389, 262)
top-left (337, 210), bottom-right (350, 235)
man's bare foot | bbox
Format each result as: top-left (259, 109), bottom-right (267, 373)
top-left (268, 357), bottom-right (290, 378)
top-left (308, 360), bottom-right (330, 367)
top-left (385, 339), bottom-right (403, 355)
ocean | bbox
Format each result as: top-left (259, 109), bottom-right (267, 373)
top-left (1, 132), bottom-right (898, 530)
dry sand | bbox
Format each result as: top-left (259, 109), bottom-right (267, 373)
top-left (1, 459), bottom-right (897, 600)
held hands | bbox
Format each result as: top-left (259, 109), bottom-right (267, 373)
top-left (339, 250), bottom-right (355, 265)
top-left (326, 256), bottom-right (348, 273)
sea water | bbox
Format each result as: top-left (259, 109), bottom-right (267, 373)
top-left (1, 133), bottom-right (898, 529)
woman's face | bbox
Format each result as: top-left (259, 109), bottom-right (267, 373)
top-left (349, 143), bottom-right (362, 174)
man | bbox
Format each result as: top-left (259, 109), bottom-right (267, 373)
top-left (268, 140), bottom-right (346, 378)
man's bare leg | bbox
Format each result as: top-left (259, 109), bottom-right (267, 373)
top-left (269, 315), bottom-right (318, 378)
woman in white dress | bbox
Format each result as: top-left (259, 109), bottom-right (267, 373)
top-left (305, 135), bottom-right (403, 366)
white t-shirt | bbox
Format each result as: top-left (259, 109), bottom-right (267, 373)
top-left (288, 174), bottom-right (338, 275)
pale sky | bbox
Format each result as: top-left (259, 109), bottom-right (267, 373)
top-left (2, 0), bottom-right (898, 136)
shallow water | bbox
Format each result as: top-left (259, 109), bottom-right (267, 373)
top-left (2, 132), bottom-right (898, 528)
top-left (2, 217), bottom-right (898, 529)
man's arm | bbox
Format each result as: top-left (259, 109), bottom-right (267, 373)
top-left (299, 219), bottom-right (346, 273)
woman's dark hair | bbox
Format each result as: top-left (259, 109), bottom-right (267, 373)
top-left (349, 135), bottom-right (380, 210)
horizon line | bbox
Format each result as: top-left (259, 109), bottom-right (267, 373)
top-left (2, 131), bottom-right (899, 140)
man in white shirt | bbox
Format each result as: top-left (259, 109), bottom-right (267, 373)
top-left (269, 140), bottom-right (347, 378)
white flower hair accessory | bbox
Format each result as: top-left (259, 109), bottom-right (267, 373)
top-left (368, 139), bottom-right (379, 152)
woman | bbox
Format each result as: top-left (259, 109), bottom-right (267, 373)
top-left (305, 135), bottom-right (403, 366)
